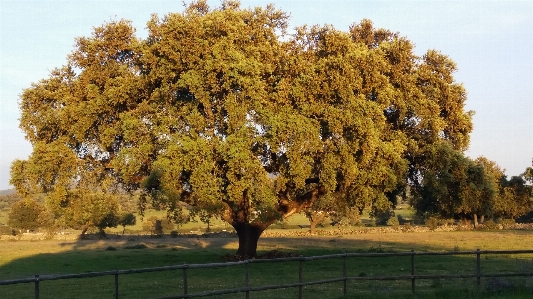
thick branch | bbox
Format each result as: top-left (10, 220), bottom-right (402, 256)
top-left (278, 185), bottom-right (326, 219)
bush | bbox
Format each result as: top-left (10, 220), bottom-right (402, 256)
top-left (170, 230), bottom-right (179, 238)
top-left (365, 220), bottom-right (376, 227)
top-left (481, 219), bottom-right (498, 230)
top-left (0, 225), bottom-right (15, 236)
top-left (440, 218), bottom-right (455, 226)
top-left (124, 244), bottom-right (147, 249)
top-left (144, 216), bottom-right (175, 236)
top-left (8, 199), bottom-right (48, 231)
top-left (496, 218), bottom-right (515, 228)
top-left (426, 217), bottom-right (439, 230)
top-left (373, 210), bottom-right (395, 225)
top-left (386, 216), bottom-right (400, 227)
top-left (403, 222), bottom-right (411, 230)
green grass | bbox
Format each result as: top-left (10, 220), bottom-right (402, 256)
top-left (2, 230), bottom-right (533, 298)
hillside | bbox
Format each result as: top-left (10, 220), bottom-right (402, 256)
top-left (0, 189), bottom-right (16, 196)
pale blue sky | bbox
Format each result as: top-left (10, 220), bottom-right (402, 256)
top-left (1, 0), bottom-right (532, 190)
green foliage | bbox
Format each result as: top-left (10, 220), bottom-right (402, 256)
top-left (51, 190), bottom-right (121, 235)
top-left (11, 1), bottom-right (474, 255)
top-left (329, 207), bottom-right (362, 227)
top-left (142, 216), bottom-right (175, 235)
top-left (426, 217), bottom-right (439, 230)
top-left (481, 219), bottom-right (498, 230)
top-left (7, 198), bottom-right (50, 231)
top-left (118, 212), bottom-right (136, 234)
top-left (372, 209), bottom-right (395, 225)
top-left (494, 176), bottom-right (532, 219)
top-left (386, 216), bottom-right (400, 227)
top-left (412, 143), bottom-right (501, 222)
top-left (0, 193), bottom-right (23, 225)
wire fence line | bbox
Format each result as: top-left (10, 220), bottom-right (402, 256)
top-left (2, 249), bottom-right (533, 299)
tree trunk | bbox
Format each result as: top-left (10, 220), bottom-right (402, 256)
top-left (473, 214), bottom-right (478, 228)
top-left (480, 215), bottom-right (485, 224)
top-left (308, 211), bottom-right (326, 235)
top-left (79, 223), bottom-right (90, 239)
top-left (309, 220), bottom-right (317, 234)
top-left (234, 222), bottom-right (264, 258)
top-left (98, 227), bottom-right (108, 239)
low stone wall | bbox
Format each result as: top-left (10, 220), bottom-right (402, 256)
top-left (263, 222), bottom-right (533, 237)
top-left (2, 223), bottom-right (533, 241)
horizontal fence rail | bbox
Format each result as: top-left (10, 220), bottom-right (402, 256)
top-left (2, 249), bottom-right (533, 298)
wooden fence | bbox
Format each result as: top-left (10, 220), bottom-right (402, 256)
top-left (2, 249), bottom-right (533, 299)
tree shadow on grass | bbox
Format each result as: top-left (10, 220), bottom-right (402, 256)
top-left (1, 230), bottom-right (533, 298)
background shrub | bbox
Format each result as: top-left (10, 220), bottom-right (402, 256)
top-left (386, 216), bottom-right (400, 227)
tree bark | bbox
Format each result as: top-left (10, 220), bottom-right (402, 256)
top-left (310, 220), bottom-right (317, 234)
top-left (473, 214), bottom-right (478, 228)
top-left (79, 222), bottom-right (91, 239)
top-left (234, 222), bottom-right (264, 258)
top-left (220, 182), bottom-right (326, 258)
top-left (307, 211), bottom-right (326, 235)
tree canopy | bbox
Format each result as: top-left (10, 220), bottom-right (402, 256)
top-left (11, 1), bottom-right (473, 256)
top-left (7, 198), bottom-right (50, 232)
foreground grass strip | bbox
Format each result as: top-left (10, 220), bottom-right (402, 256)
top-left (3, 250), bottom-right (533, 299)
top-left (2, 231), bottom-right (533, 298)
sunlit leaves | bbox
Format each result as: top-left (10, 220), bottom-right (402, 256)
top-left (12, 2), bottom-right (475, 242)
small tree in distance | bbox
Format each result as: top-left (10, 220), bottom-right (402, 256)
top-left (7, 198), bottom-right (48, 233)
top-left (118, 212), bottom-right (136, 235)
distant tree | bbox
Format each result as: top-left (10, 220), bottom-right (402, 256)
top-left (456, 160), bottom-right (496, 227)
top-left (0, 193), bottom-right (22, 210)
top-left (524, 161), bottom-right (533, 184)
top-left (413, 142), bottom-right (469, 219)
top-left (412, 143), bottom-right (498, 226)
top-left (303, 192), bottom-right (339, 234)
top-left (52, 190), bottom-right (121, 237)
top-left (118, 212), bottom-right (137, 234)
top-left (7, 198), bottom-right (48, 232)
top-left (494, 175), bottom-right (532, 219)
top-left (143, 216), bottom-right (174, 236)
top-left (468, 157), bottom-right (505, 224)
top-left (303, 210), bottom-right (327, 234)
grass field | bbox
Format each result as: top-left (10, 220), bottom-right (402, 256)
top-left (2, 230), bottom-right (533, 298)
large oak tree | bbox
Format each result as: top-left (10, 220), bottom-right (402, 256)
top-left (11, 1), bottom-right (472, 257)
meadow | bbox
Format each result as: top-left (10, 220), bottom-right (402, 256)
top-left (2, 230), bottom-right (533, 298)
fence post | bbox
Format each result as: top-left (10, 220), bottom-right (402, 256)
top-left (245, 261), bottom-right (250, 299)
top-left (183, 264), bottom-right (188, 298)
top-left (114, 270), bottom-right (119, 299)
top-left (411, 250), bottom-right (415, 294)
top-left (476, 249), bottom-right (481, 290)
top-left (343, 252), bottom-right (347, 296)
top-left (298, 256), bottom-right (304, 299)
top-left (34, 275), bottom-right (39, 299)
